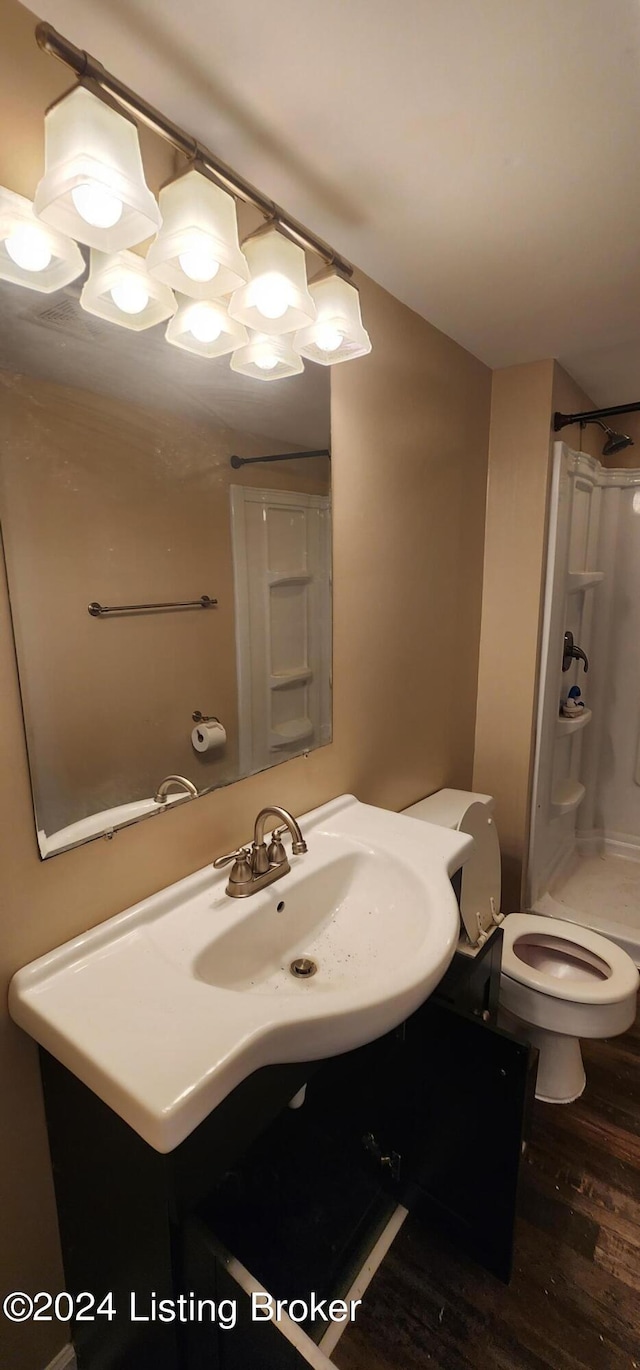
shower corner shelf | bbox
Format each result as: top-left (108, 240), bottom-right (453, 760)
top-left (269, 718), bottom-right (314, 750)
top-left (566, 571), bottom-right (604, 593)
top-left (551, 779), bottom-right (586, 816)
top-left (556, 708), bottom-right (592, 737)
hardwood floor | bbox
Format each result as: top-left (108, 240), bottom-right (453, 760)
top-left (335, 1010), bottom-right (640, 1370)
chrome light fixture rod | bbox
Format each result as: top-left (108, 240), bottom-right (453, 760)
top-left (35, 22), bottom-right (353, 278)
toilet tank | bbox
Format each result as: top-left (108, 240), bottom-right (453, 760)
top-left (402, 789), bottom-right (503, 948)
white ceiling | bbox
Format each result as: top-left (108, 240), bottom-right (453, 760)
top-left (30, 0), bottom-right (640, 404)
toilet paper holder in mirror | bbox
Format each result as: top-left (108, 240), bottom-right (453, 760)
top-left (192, 710), bottom-right (220, 725)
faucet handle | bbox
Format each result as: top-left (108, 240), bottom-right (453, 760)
top-left (213, 847), bottom-right (253, 883)
top-left (562, 630), bottom-right (589, 673)
top-left (267, 832), bottom-right (287, 866)
top-left (213, 847), bottom-right (243, 868)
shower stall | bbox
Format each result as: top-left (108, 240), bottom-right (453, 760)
top-left (528, 439), bottom-right (640, 964)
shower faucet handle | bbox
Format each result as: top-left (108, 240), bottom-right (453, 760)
top-left (562, 630), bottom-right (589, 673)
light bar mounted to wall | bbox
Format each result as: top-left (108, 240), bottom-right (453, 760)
top-left (35, 23), bottom-right (353, 280)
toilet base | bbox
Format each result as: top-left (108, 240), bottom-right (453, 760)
top-left (517, 1023), bottom-right (586, 1104)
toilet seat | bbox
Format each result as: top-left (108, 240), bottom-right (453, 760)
top-left (398, 787), bottom-right (639, 1101)
top-left (501, 913), bottom-right (638, 1006)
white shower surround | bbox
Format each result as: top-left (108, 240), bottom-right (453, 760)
top-left (528, 443), bottom-right (640, 963)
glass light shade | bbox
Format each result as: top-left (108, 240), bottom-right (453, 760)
top-left (0, 186), bottom-right (84, 293)
top-left (294, 272), bottom-right (372, 365)
top-left (34, 85), bottom-right (161, 252)
top-left (146, 168), bottom-right (249, 300)
top-left (80, 248), bottom-right (176, 331)
top-left (165, 295), bottom-right (248, 358)
top-left (228, 226), bottom-right (316, 336)
top-left (230, 331), bottom-right (304, 382)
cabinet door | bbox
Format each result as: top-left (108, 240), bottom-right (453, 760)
top-left (368, 1000), bottom-right (537, 1281)
top-left (183, 1217), bottom-right (337, 1370)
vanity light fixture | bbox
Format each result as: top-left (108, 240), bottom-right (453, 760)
top-left (228, 224), bottom-right (316, 336)
top-left (34, 83), bottom-right (161, 251)
top-left (0, 185), bottom-right (84, 292)
top-left (294, 269), bottom-right (372, 365)
top-left (165, 295), bottom-right (248, 358)
top-left (31, 22), bottom-right (373, 374)
top-left (146, 166), bottom-right (249, 300)
top-left (230, 330), bottom-right (304, 382)
top-left (80, 247), bottom-right (176, 330)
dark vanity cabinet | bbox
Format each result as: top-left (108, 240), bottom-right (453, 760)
top-left (40, 930), bottom-right (537, 1370)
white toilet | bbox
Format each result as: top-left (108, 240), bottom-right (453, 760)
top-left (402, 789), bottom-right (639, 1104)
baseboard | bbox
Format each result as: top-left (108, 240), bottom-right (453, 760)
top-left (44, 1345), bottom-right (76, 1370)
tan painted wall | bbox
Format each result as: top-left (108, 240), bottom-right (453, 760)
top-left (0, 371), bottom-right (328, 837)
top-left (0, 5), bottom-right (492, 1366)
top-left (473, 360), bottom-right (597, 911)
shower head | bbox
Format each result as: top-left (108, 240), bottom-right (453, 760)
top-left (602, 427), bottom-right (634, 457)
top-left (580, 418), bottom-right (634, 457)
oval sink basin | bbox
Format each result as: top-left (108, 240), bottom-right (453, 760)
top-left (190, 848), bottom-right (431, 993)
top-left (9, 794), bottom-right (472, 1152)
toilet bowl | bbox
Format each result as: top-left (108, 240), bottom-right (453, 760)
top-left (401, 789), bottom-right (639, 1104)
top-left (500, 912), bottom-right (638, 1102)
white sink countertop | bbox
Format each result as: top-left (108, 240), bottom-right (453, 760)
top-left (10, 794), bottom-right (472, 1152)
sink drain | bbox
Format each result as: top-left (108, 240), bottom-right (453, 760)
top-left (289, 957), bottom-right (318, 979)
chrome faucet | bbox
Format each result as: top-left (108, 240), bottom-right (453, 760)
top-left (154, 775), bottom-right (198, 804)
top-left (214, 806), bottom-right (308, 898)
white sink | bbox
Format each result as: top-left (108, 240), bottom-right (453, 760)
top-left (10, 794), bottom-right (472, 1152)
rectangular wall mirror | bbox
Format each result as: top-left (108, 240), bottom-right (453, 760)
top-left (0, 275), bottom-right (332, 857)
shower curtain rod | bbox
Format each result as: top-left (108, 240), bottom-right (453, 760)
top-left (230, 449), bottom-right (330, 468)
top-left (554, 401), bottom-right (640, 432)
